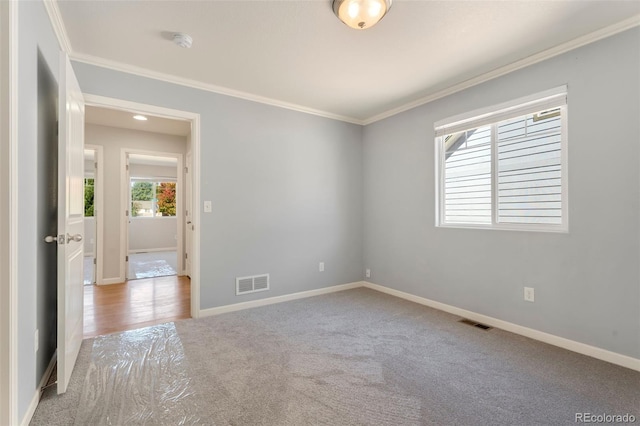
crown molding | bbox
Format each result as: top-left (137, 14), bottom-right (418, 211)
top-left (70, 52), bottom-right (364, 125)
top-left (43, 0), bottom-right (362, 124)
top-left (363, 14), bottom-right (640, 125)
top-left (43, 0), bottom-right (72, 54)
top-left (43, 0), bottom-right (638, 127)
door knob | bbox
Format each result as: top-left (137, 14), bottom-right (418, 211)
top-left (187, 221), bottom-right (192, 224)
top-left (66, 233), bottom-right (83, 243)
top-left (44, 235), bottom-right (63, 243)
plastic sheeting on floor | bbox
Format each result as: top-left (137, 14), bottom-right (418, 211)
top-left (74, 323), bottom-right (200, 425)
top-left (128, 251), bottom-right (178, 280)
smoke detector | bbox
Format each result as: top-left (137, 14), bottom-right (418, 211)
top-left (173, 33), bottom-right (193, 48)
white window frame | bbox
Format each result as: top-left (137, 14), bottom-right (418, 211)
top-left (434, 86), bottom-right (568, 233)
top-left (130, 178), bottom-right (177, 218)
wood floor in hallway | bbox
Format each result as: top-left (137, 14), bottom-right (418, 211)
top-left (84, 275), bottom-right (191, 339)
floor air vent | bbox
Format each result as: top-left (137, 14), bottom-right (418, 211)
top-left (459, 318), bottom-right (493, 330)
top-left (236, 274), bottom-right (270, 295)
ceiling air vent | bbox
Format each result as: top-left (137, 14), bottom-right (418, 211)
top-left (236, 274), bottom-right (270, 296)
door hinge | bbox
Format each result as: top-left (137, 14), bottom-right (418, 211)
top-left (94, 162), bottom-right (98, 169)
top-left (185, 209), bottom-right (189, 216)
top-left (126, 164), bottom-right (129, 171)
top-left (185, 253), bottom-right (188, 259)
top-left (93, 258), bottom-right (96, 265)
top-left (125, 209), bottom-right (129, 217)
top-left (126, 255), bottom-right (129, 262)
top-left (185, 166), bottom-right (189, 173)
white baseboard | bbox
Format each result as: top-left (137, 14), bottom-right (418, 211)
top-left (20, 390), bottom-right (39, 426)
top-left (100, 277), bottom-right (124, 285)
top-left (128, 247), bottom-right (177, 254)
top-left (20, 351), bottom-right (57, 426)
top-left (362, 282), bottom-right (640, 372)
top-left (199, 281), bottom-right (365, 317)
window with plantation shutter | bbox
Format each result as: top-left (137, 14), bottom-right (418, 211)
top-left (435, 87), bottom-right (568, 232)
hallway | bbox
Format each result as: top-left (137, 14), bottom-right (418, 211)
top-left (83, 276), bottom-right (190, 338)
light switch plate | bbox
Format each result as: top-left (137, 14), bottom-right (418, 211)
top-left (524, 287), bottom-right (535, 302)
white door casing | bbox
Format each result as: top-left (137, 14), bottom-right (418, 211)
top-left (185, 151), bottom-right (192, 276)
top-left (124, 152), bottom-right (130, 280)
top-left (84, 144), bottom-right (104, 285)
top-left (56, 53), bottom-right (85, 394)
top-left (81, 94), bottom-right (201, 319)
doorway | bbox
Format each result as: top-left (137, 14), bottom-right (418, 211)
top-left (127, 153), bottom-right (181, 280)
top-left (82, 99), bottom-right (200, 337)
top-left (83, 150), bottom-right (95, 285)
top-left (83, 146), bottom-right (103, 286)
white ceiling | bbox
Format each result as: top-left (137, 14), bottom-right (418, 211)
top-left (56, 1), bottom-right (639, 123)
top-left (85, 105), bottom-right (191, 136)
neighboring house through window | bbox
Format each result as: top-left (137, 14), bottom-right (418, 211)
top-left (435, 86), bottom-right (568, 232)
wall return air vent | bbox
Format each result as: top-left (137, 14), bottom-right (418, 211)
top-left (236, 274), bottom-right (270, 296)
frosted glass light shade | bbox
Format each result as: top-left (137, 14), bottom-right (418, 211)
top-left (333, 0), bottom-right (392, 30)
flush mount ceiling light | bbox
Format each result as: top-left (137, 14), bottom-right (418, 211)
top-left (172, 32), bottom-right (193, 48)
top-left (332, 0), bottom-right (392, 30)
top-left (133, 115), bottom-right (148, 121)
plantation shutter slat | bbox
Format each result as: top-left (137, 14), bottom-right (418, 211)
top-left (444, 126), bottom-right (492, 224)
top-left (497, 113), bottom-right (563, 224)
top-left (437, 86), bottom-right (566, 230)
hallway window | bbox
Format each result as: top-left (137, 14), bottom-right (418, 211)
top-left (131, 179), bottom-right (176, 217)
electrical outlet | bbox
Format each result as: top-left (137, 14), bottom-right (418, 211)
top-left (203, 201), bottom-right (212, 213)
top-left (34, 329), bottom-right (39, 353)
top-left (319, 262), bottom-right (325, 272)
top-left (524, 287), bottom-right (535, 302)
top-left (365, 268), bottom-right (371, 278)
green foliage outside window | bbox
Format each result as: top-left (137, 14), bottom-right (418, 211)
top-left (130, 180), bottom-right (176, 217)
top-left (84, 178), bottom-right (94, 217)
top-left (157, 182), bottom-right (176, 216)
top-left (131, 181), bottom-right (153, 217)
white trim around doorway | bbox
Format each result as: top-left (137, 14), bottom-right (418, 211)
top-left (84, 144), bottom-right (104, 285)
top-left (122, 148), bottom-right (183, 283)
top-left (82, 94), bottom-right (201, 319)
top-left (1, 1), bottom-right (19, 424)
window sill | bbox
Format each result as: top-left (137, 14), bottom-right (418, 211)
top-left (435, 222), bottom-right (568, 234)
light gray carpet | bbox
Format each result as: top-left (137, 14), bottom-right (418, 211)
top-left (31, 288), bottom-right (639, 425)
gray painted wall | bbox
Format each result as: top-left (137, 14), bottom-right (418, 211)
top-left (85, 123), bottom-right (186, 280)
top-left (362, 28), bottom-right (640, 359)
top-left (17, 0), bottom-right (62, 419)
top-left (129, 218), bottom-right (178, 252)
top-left (73, 63), bottom-right (365, 309)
